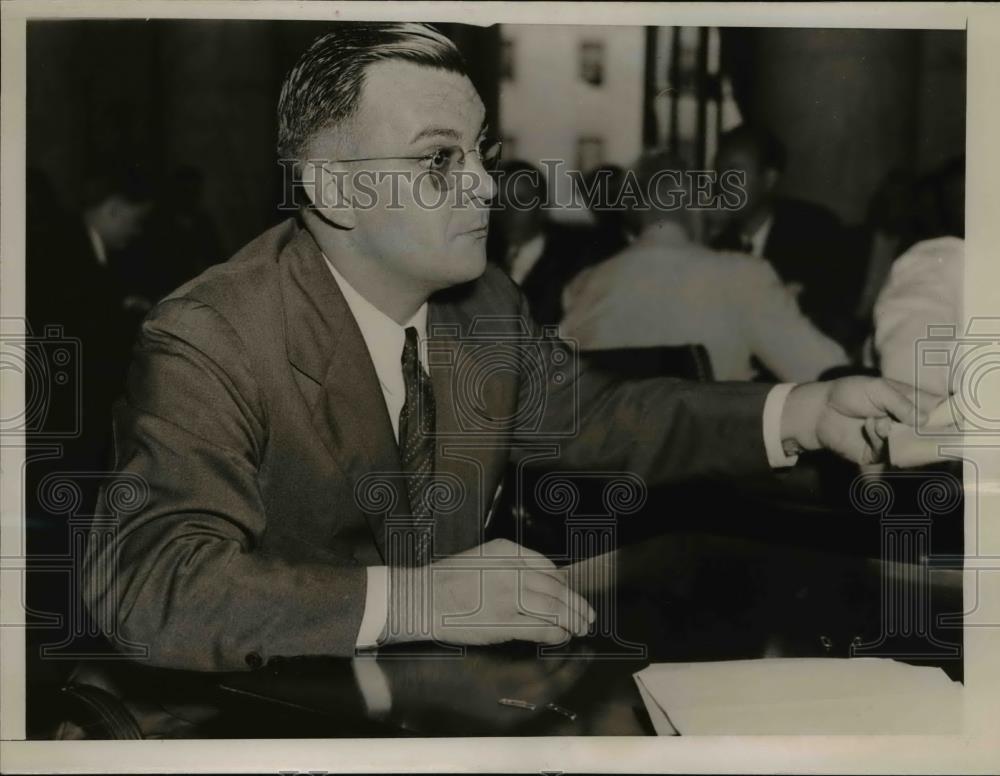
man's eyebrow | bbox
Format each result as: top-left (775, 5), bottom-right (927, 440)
top-left (410, 126), bottom-right (463, 144)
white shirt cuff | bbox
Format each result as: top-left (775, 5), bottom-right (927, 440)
top-left (356, 565), bottom-right (388, 649)
top-left (351, 657), bottom-right (393, 716)
top-left (763, 383), bottom-right (799, 468)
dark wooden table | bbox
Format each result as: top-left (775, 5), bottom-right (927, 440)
top-left (205, 530), bottom-right (963, 738)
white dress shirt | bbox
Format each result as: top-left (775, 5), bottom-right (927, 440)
top-left (873, 236), bottom-right (963, 397)
top-left (324, 248), bottom-right (799, 697)
top-left (322, 255), bottom-right (427, 652)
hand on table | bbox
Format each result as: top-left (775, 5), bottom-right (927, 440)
top-left (780, 376), bottom-right (940, 465)
top-left (382, 539), bottom-right (595, 647)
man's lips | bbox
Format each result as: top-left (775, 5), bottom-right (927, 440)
top-left (459, 223), bottom-right (489, 236)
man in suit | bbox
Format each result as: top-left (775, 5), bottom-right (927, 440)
top-left (487, 159), bottom-right (595, 327)
top-left (84, 23), bottom-right (927, 673)
top-left (710, 124), bottom-right (852, 343)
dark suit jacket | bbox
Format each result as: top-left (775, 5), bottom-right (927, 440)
top-left (84, 218), bottom-right (773, 672)
top-left (712, 198), bottom-right (851, 342)
top-left (489, 222), bottom-right (599, 328)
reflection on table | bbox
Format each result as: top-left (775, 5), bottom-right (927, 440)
top-left (34, 520), bottom-right (962, 739)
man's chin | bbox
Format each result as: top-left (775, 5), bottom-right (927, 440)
top-left (451, 250), bottom-right (488, 284)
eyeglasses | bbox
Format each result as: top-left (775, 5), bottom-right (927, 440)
top-left (323, 139), bottom-right (503, 190)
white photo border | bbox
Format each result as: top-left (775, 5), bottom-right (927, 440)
top-left (2, 2), bottom-right (999, 773)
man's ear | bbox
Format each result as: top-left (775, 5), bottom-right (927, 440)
top-left (301, 160), bottom-right (356, 229)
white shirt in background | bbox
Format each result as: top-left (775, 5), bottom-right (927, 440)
top-left (873, 236), bottom-right (964, 397)
top-left (560, 220), bottom-right (848, 383)
top-left (507, 231), bottom-right (547, 284)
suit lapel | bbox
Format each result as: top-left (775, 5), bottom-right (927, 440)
top-left (279, 226), bottom-right (407, 561)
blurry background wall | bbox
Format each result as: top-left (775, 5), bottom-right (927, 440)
top-left (27, 21), bottom-right (962, 256)
top-left (722, 28), bottom-right (966, 224)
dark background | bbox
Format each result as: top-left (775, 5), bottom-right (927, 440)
top-left (27, 22), bottom-right (963, 259)
top-left (27, 20), bottom-right (501, 261)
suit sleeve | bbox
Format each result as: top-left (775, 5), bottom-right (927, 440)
top-left (509, 292), bottom-right (775, 484)
top-left (82, 298), bottom-right (367, 672)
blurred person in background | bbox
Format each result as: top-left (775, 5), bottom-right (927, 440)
top-left (861, 157), bottom-right (964, 392)
top-left (136, 165), bottom-right (224, 302)
top-left (560, 149), bottom-right (848, 382)
top-left (27, 163), bottom-right (155, 497)
top-left (913, 154), bottom-right (965, 242)
top-left (487, 159), bottom-right (593, 327)
top-left (846, 169), bottom-right (921, 350)
top-left (578, 163), bottom-right (634, 262)
top-left (871, 236), bottom-right (963, 398)
top-left (710, 123), bottom-right (851, 344)
top-left (28, 163), bottom-right (155, 362)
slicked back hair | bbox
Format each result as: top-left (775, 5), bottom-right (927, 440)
top-left (717, 123), bottom-right (787, 174)
top-left (277, 23), bottom-right (468, 162)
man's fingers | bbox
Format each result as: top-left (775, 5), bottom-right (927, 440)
top-left (480, 539), bottom-right (557, 568)
top-left (867, 379), bottom-right (923, 425)
top-left (861, 417), bottom-right (888, 464)
top-left (512, 620), bottom-right (572, 646)
top-left (518, 589), bottom-right (589, 638)
top-left (506, 543), bottom-right (557, 569)
top-left (522, 571), bottom-right (595, 634)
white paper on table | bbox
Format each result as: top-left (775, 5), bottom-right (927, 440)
top-left (633, 658), bottom-right (962, 735)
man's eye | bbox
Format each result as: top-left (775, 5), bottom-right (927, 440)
top-left (426, 149), bottom-right (451, 171)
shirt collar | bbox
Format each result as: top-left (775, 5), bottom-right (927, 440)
top-left (508, 231), bottom-right (547, 285)
top-left (746, 214), bottom-right (774, 258)
top-left (637, 219), bottom-right (690, 246)
top-left (322, 254), bottom-right (428, 397)
top-left (87, 224), bottom-right (108, 267)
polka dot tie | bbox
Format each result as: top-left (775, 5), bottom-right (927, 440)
top-left (397, 326), bottom-right (436, 565)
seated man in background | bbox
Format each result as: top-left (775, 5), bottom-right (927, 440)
top-left (847, 169), bottom-right (920, 347)
top-left (487, 159), bottom-right (593, 327)
top-left (27, 165), bottom-right (155, 484)
top-left (560, 150), bottom-right (848, 383)
top-left (710, 123), bottom-right (852, 343)
top-left (579, 163), bottom-right (634, 262)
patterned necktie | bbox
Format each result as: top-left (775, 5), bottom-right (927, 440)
top-left (397, 326), bottom-right (436, 565)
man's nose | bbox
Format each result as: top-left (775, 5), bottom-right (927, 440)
top-left (464, 155), bottom-right (497, 204)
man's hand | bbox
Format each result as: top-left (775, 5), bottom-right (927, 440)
top-left (780, 377), bottom-right (934, 465)
top-left (382, 539), bottom-right (595, 647)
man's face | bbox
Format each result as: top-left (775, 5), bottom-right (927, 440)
top-left (715, 144), bottom-right (773, 219)
top-left (326, 61), bottom-right (495, 295)
top-left (99, 196), bottom-right (152, 251)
